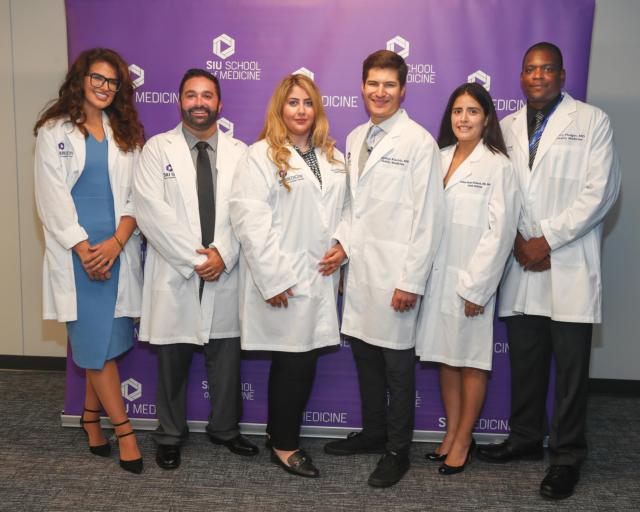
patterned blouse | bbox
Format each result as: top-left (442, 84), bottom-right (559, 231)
top-left (293, 144), bottom-right (322, 187)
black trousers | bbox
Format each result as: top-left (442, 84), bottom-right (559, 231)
top-left (350, 337), bottom-right (416, 455)
top-left (505, 315), bottom-right (592, 467)
top-left (267, 349), bottom-right (319, 451)
top-left (152, 339), bottom-right (242, 446)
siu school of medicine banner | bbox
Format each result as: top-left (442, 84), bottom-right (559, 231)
top-left (61, 0), bottom-right (595, 439)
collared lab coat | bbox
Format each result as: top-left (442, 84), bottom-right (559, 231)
top-left (134, 124), bottom-right (246, 345)
top-left (499, 93), bottom-right (620, 323)
top-left (334, 109), bottom-right (444, 350)
top-left (229, 139), bottom-right (347, 352)
top-left (415, 143), bottom-right (519, 370)
top-left (34, 115), bottom-right (142, 322)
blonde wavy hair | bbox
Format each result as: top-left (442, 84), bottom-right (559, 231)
top-left (259, 74), bottom-right (337, 191)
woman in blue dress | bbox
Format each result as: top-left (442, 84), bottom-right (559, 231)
top-left (34, 48), bottom-right (145, 473)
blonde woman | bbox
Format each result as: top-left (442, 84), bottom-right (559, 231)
top-left (229, 74), bottom-right (348, 478)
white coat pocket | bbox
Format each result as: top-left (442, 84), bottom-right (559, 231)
top-left (440, 266), bottom-right (465, 318)
top-left (287, 250), bottom-right (311, 297)
top-left (370, 165), bottom-right (409, 205)
top-left (452, 193), bottom-right (487, 228)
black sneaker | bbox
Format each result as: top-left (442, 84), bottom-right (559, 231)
top-left (367, 451), bottom-right (410, 488)
top-left (324, 431), bottom-right (386, 456)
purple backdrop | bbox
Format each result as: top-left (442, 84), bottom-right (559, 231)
top-left (63, 0), bottom-right (595, 436)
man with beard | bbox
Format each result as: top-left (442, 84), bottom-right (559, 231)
top-left (135, 68), bottom-right (258, 470)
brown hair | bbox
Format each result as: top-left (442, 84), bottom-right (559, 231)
top-left (34, 48), bottom-right (144, 152)
top-left (259, 74), bottom-right (337, 191)
top-left (362, 49), bottom-right (408, 87)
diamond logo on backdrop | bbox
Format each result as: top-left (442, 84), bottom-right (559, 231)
top-left (217, 117), bottom-right (234, 137)
top-left (212, 34), bottom-right (235, 59)
top-left (128, 64), bottom-right (144, 89)
top-left (386, 35), bottom-right (410, 59)
top-left (121, 378), bottom-right (142, 402)
top-left (293, 67), bottom-right (315, 81)
top-left (467, 70), bottom-right (491, 91)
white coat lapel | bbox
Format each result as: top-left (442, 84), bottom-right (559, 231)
top-left (510, 108), bottom-right (529, 160)
top-left (102, 114), bottom-right (118, 188)
top-left (349, 125), bottom-right (367, 197)
top-left (531, 94), bottom-right (575, 172)
top-left (66, 123), bottom-right (86, 175)
top-left (165, 124), bottom-right (201, 237)
top-left (360, 121), bottom-right (403, 181)
top-left (289, 144), bottom-right (322, 193)
top-left (445, 142), bottom-right (484, 191)
top-left (216, 129), bottom-right (235, 194)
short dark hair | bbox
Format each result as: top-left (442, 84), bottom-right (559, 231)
top-left (437, 82), bottom-right (507, 157)
top-left (362, 50), bottom-right (408, 87)
top-left (178, 68), bottom-right (221, 99)
top-left (522, 42), bottom-right (564, 70)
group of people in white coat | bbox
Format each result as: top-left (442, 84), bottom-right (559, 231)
top-left (34, 41), bottom-right (619, 500)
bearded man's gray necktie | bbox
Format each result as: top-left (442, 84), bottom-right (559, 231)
top-left (196, 141), bottom-right (215, 246)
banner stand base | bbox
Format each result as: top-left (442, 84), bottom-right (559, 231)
top-left (60, 414), bottom-right (507, 444)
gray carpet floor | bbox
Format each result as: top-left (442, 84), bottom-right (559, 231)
top-left (0, 369), bottom-right (638, 511)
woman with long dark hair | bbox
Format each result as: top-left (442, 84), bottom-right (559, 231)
top-left (416, 82), bottom-right (519, 474)
top-left (229, 74), bottom-right (348, 478)
top-left (34, 48), bottom-right (145, 473)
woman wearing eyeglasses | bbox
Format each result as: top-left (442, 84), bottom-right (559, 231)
top-left (34, 48), bottom-right (145, 473)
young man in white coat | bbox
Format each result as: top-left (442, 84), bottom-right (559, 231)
top-left (134, 69), bottom-right (258, 470)
top-left (324, 50), bottom-right (444, 487)
top-left (477, 43), bottom-right (620, 500)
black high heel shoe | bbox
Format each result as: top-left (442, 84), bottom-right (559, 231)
top-left (80, 408), bottom-right (111, 457)
top-left (438, 438), bottom-right (476, 475)
top-left (113, 419), bottom-right (143, 474)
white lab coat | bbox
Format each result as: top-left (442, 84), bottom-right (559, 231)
top-left (134, 124), bottom-right (246, 345)
top-left (34, 115), bottom-right (142, 322)
top-left (334, 109), bottom-right (445, 350)
top-left (499, 93), bottom-right (621, 323)
top-left (229, 139), bottom-right (347, 352)
top-left (415, 143), bottom-right (519, 370)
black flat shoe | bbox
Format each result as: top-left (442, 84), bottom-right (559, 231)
top-left (80, 408), bottom-right (110, 457)
top-left (476, 439), bottom-right (543, 464)
top-left (425, 451), bottom-right (447, 462)
top-left (540, 465), bottom-right (580, 500)
top-left (270, 449), bottom-right (319, 478)
top-left (209, 434), bottom-right (259, 457)
top-left (113, 419), bottom-right (143, 474)
top-left (156, 444), bottom-right (181, 470)
top-left (439, 439), bottom-right (476, 475)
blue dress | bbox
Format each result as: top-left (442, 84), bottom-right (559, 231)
top-left (66, 134), bottom-right (133, 369)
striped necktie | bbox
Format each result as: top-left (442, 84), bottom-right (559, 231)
top-left (529, 111), bottom-right (545, 169)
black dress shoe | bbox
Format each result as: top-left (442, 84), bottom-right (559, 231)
top-left (270, 449), bottom-right (319, 478)
top-left (540, 465), bottom-right (580, 500)
top-left (438, 439), bottom-right (476, 475)
top-left (425, 451), bottom-right (447, 462)
top-left (209, 434), bottom-right (259, 457)
top-left (324, 431), bottom-right (386, 456)
top-left (476, 439), bottom-right (543, 463)
top-left (368, 451), bottom-right (410, 488)
top-left (156, 444), bottom-right (181, 470)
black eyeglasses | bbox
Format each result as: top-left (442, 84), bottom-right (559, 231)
top-left (86, 72), bottom-right (121, 92)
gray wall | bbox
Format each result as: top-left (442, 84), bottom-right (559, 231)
top-left (1, 0), bottom-right (637, 379)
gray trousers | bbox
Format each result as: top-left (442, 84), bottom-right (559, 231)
top-left (152, 338), bottom-right (242, 446)
top-left (350, 337), bottom-right (416, 455)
